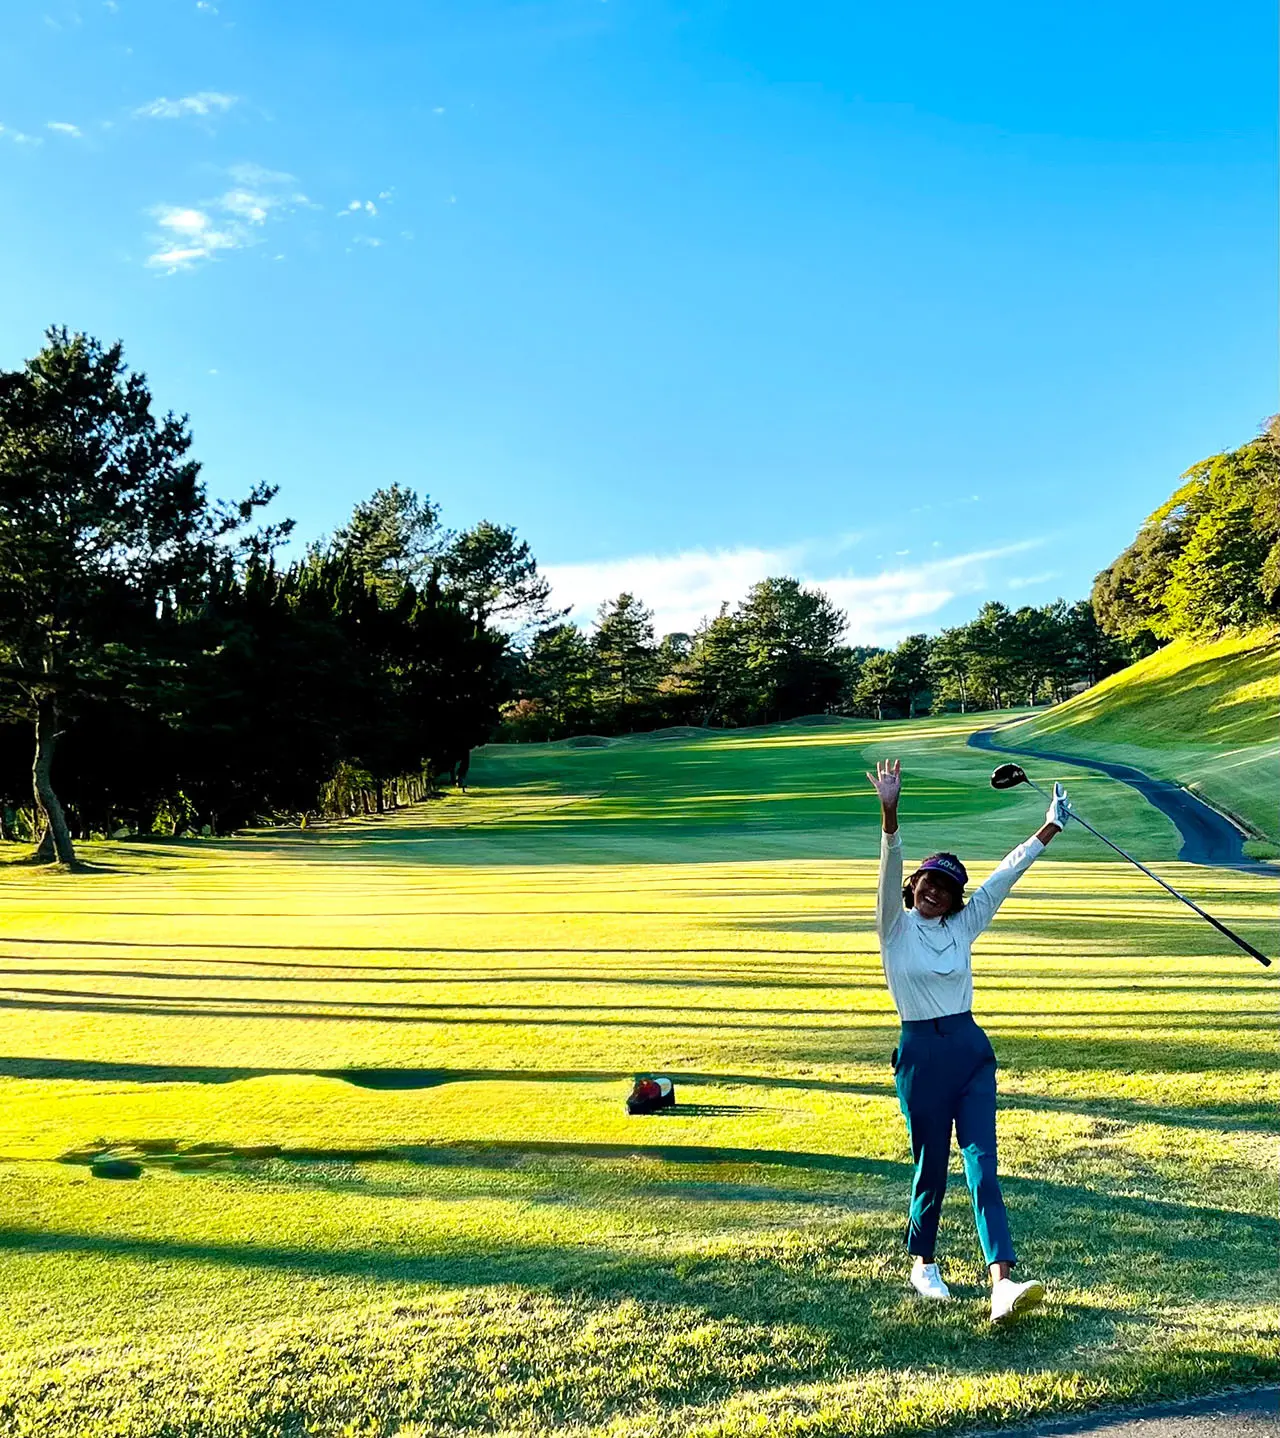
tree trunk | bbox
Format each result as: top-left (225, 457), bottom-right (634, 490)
top-left (32, 699), bottom-right (77, 866)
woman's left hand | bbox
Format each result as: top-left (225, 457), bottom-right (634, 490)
top-left (1045, 782), bottom-right (1071, 830)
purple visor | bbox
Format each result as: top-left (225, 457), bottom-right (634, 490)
top-left (915, 853), bottom-right (968, 888)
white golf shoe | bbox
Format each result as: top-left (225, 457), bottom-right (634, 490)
top-left (990, 1276), bottom-right (1045, 1323)
top-left (910, 1259), bottom-right (952, 1301)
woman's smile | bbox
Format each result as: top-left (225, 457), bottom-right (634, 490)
top-left (912, 873), bottom-right (956, 920)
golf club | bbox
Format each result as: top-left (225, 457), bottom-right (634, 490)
top-left (990, 763), bottom-right (1272, 967)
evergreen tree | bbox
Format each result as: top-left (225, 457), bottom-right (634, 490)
top-left (735, 577), bottom-right (847, 721)
top-left (591, 593), bottom-right (659, 721)
top-left (0, 328), bottom-right (282, 864)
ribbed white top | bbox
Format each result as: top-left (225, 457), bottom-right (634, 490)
top-left (876, 829), bottom-right (1045, 1021)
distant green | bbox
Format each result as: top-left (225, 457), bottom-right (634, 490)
top-left (0, 711), bottom-right (1274, 1437)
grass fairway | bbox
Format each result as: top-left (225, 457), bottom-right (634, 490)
top-left (999, 629), bottom-right (1280, 845)
top-left (0, 714), bottom-right (1275, 1437)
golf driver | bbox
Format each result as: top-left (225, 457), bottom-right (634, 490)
top-left (990, 762), bottom-right (1271, 967)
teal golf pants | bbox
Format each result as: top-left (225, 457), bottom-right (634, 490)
top-left (891, 1011), bottom-right (1016, 1267)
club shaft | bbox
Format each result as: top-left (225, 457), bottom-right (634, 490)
top-left (1065, 806), bottom-right (1272, 968)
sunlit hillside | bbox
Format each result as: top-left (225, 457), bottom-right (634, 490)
top-left (998, 630), bottom-right (1279, 845)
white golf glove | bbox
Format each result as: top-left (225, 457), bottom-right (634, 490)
top-left (1045, 782), bottom-right (1071, 830)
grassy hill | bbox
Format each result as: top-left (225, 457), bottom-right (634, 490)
top-left (998, 630), bottom-right (1279, 846)
top-left (0, 716), bottom-right (1275, 1437)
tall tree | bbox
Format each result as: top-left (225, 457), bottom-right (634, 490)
top-left (891, 634), bottom-right (934, 717)
top-left (525, 622), bottom-right (594, 731)
top-left (328, 484), bottom-right (441, 599)
top-left (965, 602), bottom-right (1018, 710)
top-left (0, 328), bottom-right (281, 865)
top-left (686, 607), bottom-right (750, 726)
top-left (928, 625), bottom-right (974, 713)
top-left (853, 651), bottom-right (903, 720)
top-left (591, 593), bottom-right (659, 719)
top-left (735, 577), bottom-right (847, 721)
top-left (442, 520), bottom-right (557, 629)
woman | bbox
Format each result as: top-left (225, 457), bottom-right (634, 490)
top-left (865, 757), bottom-right (1069, 1323)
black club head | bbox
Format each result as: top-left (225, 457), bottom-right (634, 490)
top-left (990, 763), bottom-right (1030, 791)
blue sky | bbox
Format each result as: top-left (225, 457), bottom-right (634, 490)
top-left (3, 0), bottom-right (1275, 641)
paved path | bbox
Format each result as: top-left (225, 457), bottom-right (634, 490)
top-left (968, 725), bottom-right (1266, 870)
top-left (966, 1385), bottom-right (1277, 1437)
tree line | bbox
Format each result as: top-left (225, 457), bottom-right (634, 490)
top-left (3, 326), bottom-right (1270, 865)
top-left (0, 329), bottom-right (550, 865)
top-left (503, 416), bottom-right (1280, 742)
top-left (502, 589), bottom-right (1126, 739)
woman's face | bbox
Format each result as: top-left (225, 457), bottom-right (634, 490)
top-left (912, 872), bottom-right (958, 920)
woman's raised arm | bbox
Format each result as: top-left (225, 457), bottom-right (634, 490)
top-left (866, 759), bottom-right (904, 939)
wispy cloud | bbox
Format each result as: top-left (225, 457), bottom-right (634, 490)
top-left (47, 121), bottom-right (82, 138)
top-left (134, 91), bottom-right (238, 120)
top-left (543, 540), bottom-right (1043, 644)
top-left (0, 124), bottom-right (41, 145)
top-left (146, 165), bottom-right (310, 271)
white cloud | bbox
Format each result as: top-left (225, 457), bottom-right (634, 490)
top-left (543, 540), bottom-right (1043, 645)
top-left (0, 124), bottom-right (41, 145)
top-left (147, 205), bottom-right (240, 269)
top-left (145, 166), bottom-right (308, 271)
top-left (47, 121), bottom-right (82, 137)
top-left (134, 91), bottom-right (237, 120)
top-left (155, 205), bottom-right (211, 234)
top-left (1006, 570), bottom-right (1060, 591)
top-left (340, 198), bottom-right (378, 217)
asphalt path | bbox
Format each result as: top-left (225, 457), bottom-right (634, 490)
top-left (965, 1385), bottom-right (1278, 1437)
top-left (968, 725), bottom-right (1263, 869)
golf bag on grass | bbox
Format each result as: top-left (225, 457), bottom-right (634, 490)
top-left (626, 1076), bottom-right (676, 1114)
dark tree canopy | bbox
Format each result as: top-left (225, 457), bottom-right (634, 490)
top-left (0, 331), bottom-right (518, 858)
top-left (0, 328), bottom-right (282, 863)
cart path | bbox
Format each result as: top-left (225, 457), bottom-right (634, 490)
top-left (964, 1384), bottom-right (1277, 1437)
top-left (968, 724), bottom-right (1270, 871)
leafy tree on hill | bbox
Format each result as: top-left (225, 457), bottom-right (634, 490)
top-left (1093, 418), bottom-right (1279, 643)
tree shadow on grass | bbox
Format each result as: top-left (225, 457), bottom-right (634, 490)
top-left (7, 1056), bottom-right (1276, 1133)
top-left (14, 1138), bottom-right (1279, 1367)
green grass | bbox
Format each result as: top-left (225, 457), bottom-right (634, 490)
top-left (998, 630), bottom-right (1279, 842)
top-left (0, 713), bottom-right (1275, 1436)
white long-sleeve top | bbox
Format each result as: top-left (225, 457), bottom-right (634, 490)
top-left (876, 829), bottom-right (1045, 1021)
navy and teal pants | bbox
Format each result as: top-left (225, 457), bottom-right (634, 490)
top-left (891, 1011), bottom-right (1016, 1267)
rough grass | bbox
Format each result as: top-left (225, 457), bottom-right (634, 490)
top-left (0, 714), bottom-right (1275, 1437)
top-left (999, 630), bottom-right (1279, 842)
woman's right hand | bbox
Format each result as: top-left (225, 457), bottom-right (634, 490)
top-left (866, 758), bottom-right (901, 807)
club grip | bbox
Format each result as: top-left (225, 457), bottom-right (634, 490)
top-left (1203, 911), bottom-right (1272, 967)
